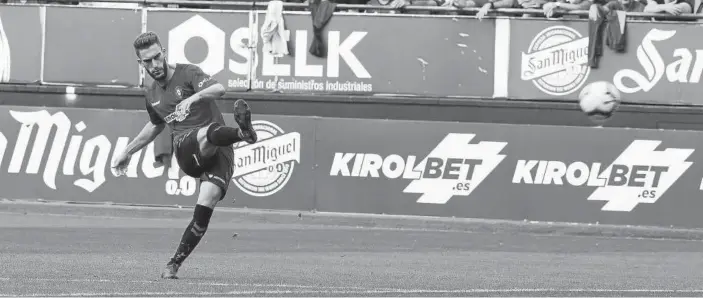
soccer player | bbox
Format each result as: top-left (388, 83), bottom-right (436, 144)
top-left (111, 31), bottom-right (258, 279)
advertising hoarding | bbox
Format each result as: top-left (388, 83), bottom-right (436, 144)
top-left (43, 6), bottom-right (142, 86)
top-left (146, 10), bottom-right (495, 97)
top-left (0, 5), bottom-right (41, 84)
top-left (0, 106), bottom-right (316, 210)
top-left (508, 20), bottom-right (703, 105)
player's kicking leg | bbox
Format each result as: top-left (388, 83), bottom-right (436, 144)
top-left (160, 99), bottom-right (257, 279)
top-left (232, 99), bottom-right (257, 144)
top-left (191, 99), bottom-right (257, 156)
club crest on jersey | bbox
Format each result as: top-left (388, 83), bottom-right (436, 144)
top-left (174, 86), bottom-right (184, 99)
top-left (231, 120), bottom-right (301, 197)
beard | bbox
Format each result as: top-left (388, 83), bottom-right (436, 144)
top-left (147, 60), bottom-right (168, 81)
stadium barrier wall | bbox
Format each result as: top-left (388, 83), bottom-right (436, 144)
top-left (3, 105), bottom-right (703, 229)
top-left (2, 4), bottom-right (703, 105)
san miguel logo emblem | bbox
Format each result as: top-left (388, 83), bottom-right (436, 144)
top-left (521, 26), bottom-right (590, 96)
top-left (231, 120), bottom-right (301, 197)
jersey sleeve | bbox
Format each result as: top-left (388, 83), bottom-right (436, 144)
top-left (145, 99), bottom-right (165, 125)
top-left (185, 64), bottom-right (219, 93)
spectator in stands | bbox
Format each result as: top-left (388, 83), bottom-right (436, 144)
top-left (436, 0), bottom-right (549, 19)
top-left (332, 0), bottom-right (371, 12)
top-left (607, 0), bottom-right (646, 12)
top-left (643, 0), bottom-right (692, 15)
top-left (588, 0), bottom-right (646, 21)
top-left (541, 0), bottom-right (592, 18)
top-left (470, 0), bottom-right (525, 19)
top-left (470, 0), bottom-right (588, 18)
top-left (388, 0), bottom-right (445, 14)
top-left (515, 0), bottom-right (552, 12)
top-left (467, 0), bottom-right (554, 19)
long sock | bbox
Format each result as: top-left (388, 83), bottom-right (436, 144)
top-left (168, 204), bottom-right (214, 265)
top-left (206, 123), bottom-right (242, 146)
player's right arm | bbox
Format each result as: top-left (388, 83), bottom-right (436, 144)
top-left (125, 100), bottom-right (166, 154)
top-left (111, 101), bottom-right (166, 175)
top-left (123, 121), bottom-right (165, 155)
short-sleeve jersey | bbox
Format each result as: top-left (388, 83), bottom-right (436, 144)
top-left (144, 64), bottom-right (226, 141)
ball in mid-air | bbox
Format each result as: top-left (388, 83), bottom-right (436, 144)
top-left (578, 81), bottom-right (621, 124)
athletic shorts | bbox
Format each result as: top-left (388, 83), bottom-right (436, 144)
top-left (174, 127), bottom-right (234, 200)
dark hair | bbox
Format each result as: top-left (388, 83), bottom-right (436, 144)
top-left (133, 32), bottom-right (162, 57)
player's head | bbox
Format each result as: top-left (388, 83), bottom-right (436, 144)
top-left (134, 32), bottom-right (168, 81)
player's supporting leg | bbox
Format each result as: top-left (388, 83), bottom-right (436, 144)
top-left (161, 181), bottom-right (223, 279)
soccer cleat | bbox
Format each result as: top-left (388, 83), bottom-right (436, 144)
top-left (160, 262), bottom-right (180, 279)
top-left (234, 99), bottom-right (258, 144)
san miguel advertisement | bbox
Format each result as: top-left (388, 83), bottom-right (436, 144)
top-left (314, 118), bottom-right (703, 229)
top-left (508, 20), bottom-right (703, 105)
top-left (0, 106), bottom-right (188, 205)
top-left (145, 9), bottom-right (495, 97)
top-left (0, 106), bottom-right (317, 211)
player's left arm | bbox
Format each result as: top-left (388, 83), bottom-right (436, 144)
top-left (186, 65), bottom-right (226, 103)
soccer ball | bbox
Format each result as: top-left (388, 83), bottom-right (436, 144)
top-left (578, 81), bottom-right (621, 124)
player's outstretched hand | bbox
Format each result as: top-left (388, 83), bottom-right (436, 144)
top-left (175, 96), bottom-right (197, 116)
top-left (111, 151), bottom-right (132, 177)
